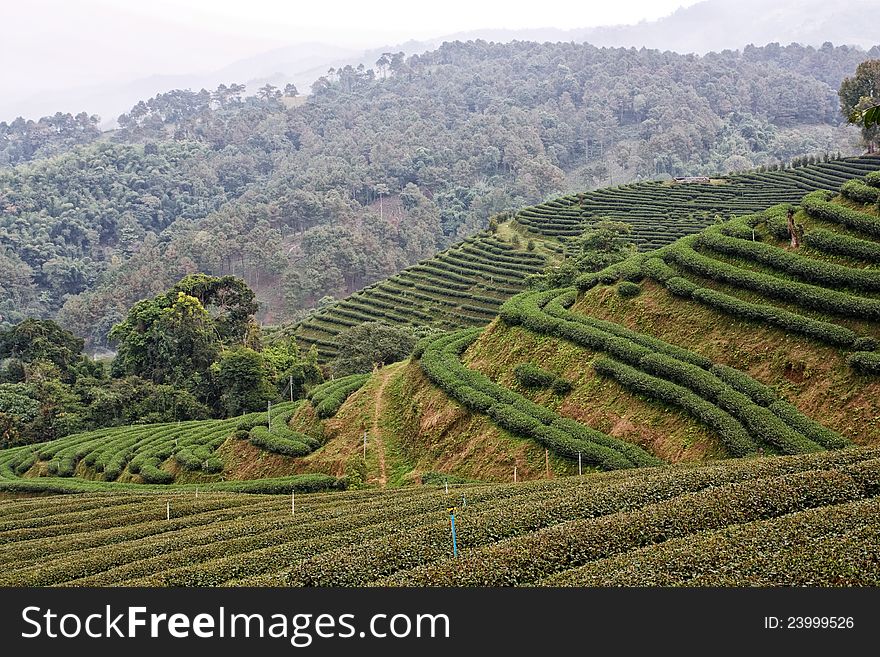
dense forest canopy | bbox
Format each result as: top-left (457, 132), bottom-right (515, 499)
top-left (0, 112), bottom-right (102, 166)
top-left (1, 40), bottom-right (877, 347)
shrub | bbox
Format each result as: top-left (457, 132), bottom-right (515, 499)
top-left (698, 228), bottom-right (880, 292)
top-left (761, 204), bottom-right (798, 240)
top-left (206, 474), bottom-right (341, 494)
top-left (635, 352), bottom-right (820, 455)
top-left (140, 461), bottom-right (174, 484)
top-left (615, 257), bottom-right (647, 282)
top-left (617, 281), bottom-right (641, 297)
top-left (801, 191), bottom-right (880, 237)
top-left (331, 323), bottom-right (417, 377)
top-left (248, 426), bottom-right (311, 457)
top-left (803, 228), bottom-right (880, 263)
top-left (174, 448), bottom-right (204, 472)
top-left (709, 364), bottom-right (777, 406)
top-left (235, 415), bottom-right (268, 432)
top-left (768, 400), bottom-right (849, 450)
top-left (551, 378), bottom-right (572, 395)
top-left (511, 286), bottom-right (829, 456)
top-left (592, 357), bottom-right (758, 457)
top-left (682, 283), bottom-right (859, 347)
top-left (309, 374), bottom-right (369, 418)
top-left (543, 292), bottom-right (713, 369)
top-left (846, 351), bottom-right (880, 375)
top-left (514, 363), bottom-right (557, 389)
top-left (641, 257), bottom-right (678, 283)
top-left (13, 453), bottom-right (36, 475)
top-left (840, 179), bottom-right (880, 205)
top-left (854, 336), bottom-right (880, 351)
top-left (666, 238), bottom-right (880, 320)
top-left (574, 273), bottom-right (601, 291)
top-left (203, 457), bottom-right (224, 474)
top-left (665, 277), bottom-right (697, 297)
top-left (417, 329), bottom-right (660, 469)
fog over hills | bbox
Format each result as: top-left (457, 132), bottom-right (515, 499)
top-left (2, 0), bottom-right (876, 125)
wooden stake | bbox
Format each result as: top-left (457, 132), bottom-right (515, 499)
top-left (578, 451), bottom-right (582, 476)
top-left (545, 449), bottom-right (550, 478)
top-left (291, 490), bottom-right (295, 516)
top-left (514, 466), bottom-right (517, 483)
top-left (166, 501), bottom-right (170, 521)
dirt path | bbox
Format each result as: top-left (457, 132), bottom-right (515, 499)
top-left (371, 367), bottom-right (391, 486)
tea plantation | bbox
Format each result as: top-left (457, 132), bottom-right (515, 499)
top-left (0, 448), bottom-right (876, 586)
top-left (290, 155), bottom-right (880, 362)
top-left (3, 168), bottom-right (880, 586)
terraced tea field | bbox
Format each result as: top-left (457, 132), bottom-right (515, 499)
top-left (3, 168), bottom-right (880, 589)
top-left (1, 448), bottom-right (877, 586)
top-left (516, 155), bottom-right (880, 246)
top-left (0, 402), bottom-right (341, 494)
top-left (407, 170), bottom-right (880, 474)
top-left (288, 156), bottom-right (880, 362)
top-left (290, 233), bottom-right (550, 361)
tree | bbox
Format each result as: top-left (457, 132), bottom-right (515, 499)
top-left (0, 319), bottom-right (85, 382)
top-left (840, 60), bottom-right (880, 152)
top-left (171, 274), bottom-right (259, 346)
top-left (331, 322), bottom-right (416, 376)
top-left (257, 84), bottom-right (282, 102)
top-left (527, 220), bottom-right (636, 289)
top-left (261, 338), bottom-right (322, 400)
top-left (376, 53), bottom-right (391, 79)
top-left (216, 348), bottom-right (276, 417)
top-left (110, 291), bottom-right (221, 386)
top-left (283, 83), bottom-right (299, 97)
top-left (0, 384), bottom-right (41, 447)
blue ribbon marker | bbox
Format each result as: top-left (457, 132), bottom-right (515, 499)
top-left (448, 506), bottom-right (458, 558)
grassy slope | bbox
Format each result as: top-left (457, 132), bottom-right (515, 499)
top-left (292, 361), bottom-right (577, 485)
top-left (5, 171), bottom-right (880, 587)
top-left (573, 280), bottom-right (880, 445)
top-left (464, 321), bottom-right (724, 463)
top-left (5, 170), bottom-right (880, 495)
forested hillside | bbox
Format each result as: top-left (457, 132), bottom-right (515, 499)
top-left (1, 41), bottom-right (876, 346)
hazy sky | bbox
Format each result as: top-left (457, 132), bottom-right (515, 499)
top-left (3, 0), bottom-right (701, 93)
top-left (112, 0), bottom-right (703, 40)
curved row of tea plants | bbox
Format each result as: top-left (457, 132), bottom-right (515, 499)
top-left (307, 374), bottom-right (370, 418)
top-left (0, 402), bottom-right (342, 493)
top-left (515, 155), bottom-right (880, 244)
top-left (499, 288), bottom-right (844, 456)
top-left (286, 156), bottom-right (880, 363)
top-left (583, 178), bottom-right (880, 373)
top-left (415, 329), bottom-right (661, 470)
top-left (290, 233), bottom-right (547, 361)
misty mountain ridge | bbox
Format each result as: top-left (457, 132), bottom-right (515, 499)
top-left (3, 0), bottom-right (877, 125)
